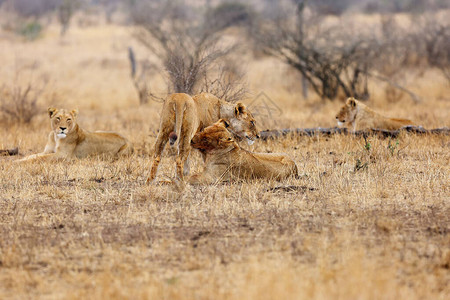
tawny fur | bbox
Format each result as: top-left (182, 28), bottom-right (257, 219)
top-left (16, 108), bottom-right (133, 163)
top-left (188, 120), bottom-right (298, 184)
top-left (148, 93), bottom-right (260, 182)
top-left (335, 97), bottom-right (414, 132)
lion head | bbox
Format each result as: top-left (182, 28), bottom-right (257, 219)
top-left (230, 103), bottom-right (260, 145)
top-left (335, 97), bottom-right (358, 127)
top-left (191, 119), bottom-right (236, 153)
top-left (48, 107), bottom-right (78, 139)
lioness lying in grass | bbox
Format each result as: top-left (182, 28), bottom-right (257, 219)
top-left (16, 107), bottom-right (133, 162)
top-left (335, 97), bottom-right (415, 132)
top-left (188, 119), bottom-right (298, 184)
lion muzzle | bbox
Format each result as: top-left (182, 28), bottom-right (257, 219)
top-left (246, 135), bottom-right (255, 146)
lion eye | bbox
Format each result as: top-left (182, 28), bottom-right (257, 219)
top-left (250, 121), bottom-right (255, 126)
top-left (67, 119), bottom-right (71, 122)
top-left (56, 117), bottom-right (61, 122)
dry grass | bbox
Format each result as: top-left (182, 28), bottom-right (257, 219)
top-left (0, 22), bottom-right (449, 300)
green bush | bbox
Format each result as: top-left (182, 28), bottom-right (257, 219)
top-left (18, 21), bottom-right (42, 41)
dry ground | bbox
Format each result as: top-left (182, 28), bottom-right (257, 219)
top-left (0, 21), bottom-right (449, 299)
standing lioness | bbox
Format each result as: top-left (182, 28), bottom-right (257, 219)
top-left (188, 119), bottom-right (298, 184)
top-left (148, 93), bottom-right (260, 182)
top-left (336, 97), bottom-right (414, 132)
top-left (16, 108), bottom-right (133, 162)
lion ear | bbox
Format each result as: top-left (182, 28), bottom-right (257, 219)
top-left (234, 103), bottom-right (246, 116)
top-left (219, 119), bottom-right (230, 128)
top-left (70, 109), bottom-right (79, 118)
top-left (48, 107), bottom-right (58, 118)
top-left (346, 98), bottom-right (357, 107)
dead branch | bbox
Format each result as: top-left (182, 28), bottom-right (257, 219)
top-left (259, 126), bottom-right (449, 140)
top-left (0, 147), bottom-right (19, 156)
top-left (128, 47), bottom-right (155, 105)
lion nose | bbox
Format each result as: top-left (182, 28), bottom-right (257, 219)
top-left (256, 134), bottom-right (260, 139)
top-left (60, 127), bottom-right (66, 131)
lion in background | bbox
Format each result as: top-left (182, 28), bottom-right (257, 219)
top-left (335, 97), bottom-right (415, 132)
top-left (16, 107), bottom-right (133, 162)
top-left (148, 92), bottom-right (260, 182)
top-left (187, 119), bottom-right (298, 184)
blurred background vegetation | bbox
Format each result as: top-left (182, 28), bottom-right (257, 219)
top-left (0, 0), bottom-right (449, 123)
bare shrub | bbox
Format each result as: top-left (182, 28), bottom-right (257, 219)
top-left (419, 17), bottom-right (450, 83)
top-left (253, 2), bottom-right (427, 102)
top-left (58, 0), bottom-right (77, 36)
top-left (199, 59), bottom-right (248, 103)
top-left (377, 14), bottom-right (450, 85)
top-left (254, 1), bottom-right (372, 100)
top-left (96, 0), bottom-right (122, 23)
top-left (0, 75), bottom-right (47, 124)
top-left (129, 0), bottom-right (247, 101)
top-left (206, 2), bottom-right (254, 32)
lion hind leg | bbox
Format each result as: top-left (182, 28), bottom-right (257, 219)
top-left (148, 127), bottom-right (171, 183)
top-left (175, 134), bottom-right (193, 181)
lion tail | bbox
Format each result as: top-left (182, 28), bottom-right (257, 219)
top-left (171, 102), bottom-right (185, 151)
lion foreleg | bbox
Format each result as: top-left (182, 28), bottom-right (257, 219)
top-left (43, 132), bottom-right (56, 154)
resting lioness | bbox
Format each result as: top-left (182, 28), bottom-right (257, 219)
top-left (335, 97), bottom-right (414, 132)
top-left (148, 92), bottom-right (260, 182)
top-left (188, 119), bottom-right (298, 184)
top-left (16, 107), bottom-right (133, 162)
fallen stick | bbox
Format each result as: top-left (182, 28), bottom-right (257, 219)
top-left (0, 147), bottom-right (19, 156)
top-left (259, 126), bottom-right (450, 140)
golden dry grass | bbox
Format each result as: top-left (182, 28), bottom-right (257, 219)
top-left (0, 22), bottom-right (449, 300)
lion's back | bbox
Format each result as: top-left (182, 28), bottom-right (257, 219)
top-left (192, 92), bottom-right (222, 126)
top-left (365, 113), bottom-right (415, 130)
top-left (73, 130), bottom-right (132, 158)
top-left (353, 101), bottom-right (415, 130)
